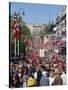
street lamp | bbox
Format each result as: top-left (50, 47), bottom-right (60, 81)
top-left (19, 8), bottom-right (25, 25)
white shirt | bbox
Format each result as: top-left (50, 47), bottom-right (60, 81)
top-left (61, 72), bottom-right (66, 85)
top-left (34, 72), bottom-right (37, 79)
top-left (49, 77), bottom-right (54, 86)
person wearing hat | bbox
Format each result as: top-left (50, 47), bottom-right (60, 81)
top-left (40, 71), bottom-right (49, 86)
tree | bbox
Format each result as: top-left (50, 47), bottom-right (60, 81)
top-left (9, 14), bottom-right (32, 56)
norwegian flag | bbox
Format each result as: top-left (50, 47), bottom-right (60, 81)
top-left (13, 12), bottom-right (20, 39)
top-left (16, 22), bottom-right (20, 39)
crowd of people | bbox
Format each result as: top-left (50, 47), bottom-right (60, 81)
top-left (9, 51), bottom-right (66, 88)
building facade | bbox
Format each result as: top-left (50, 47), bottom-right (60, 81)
top-left (26, 23), bottom-right (46, 34)
top-left (56, 6), bottom-right (66, 56)
top-left (56, 6), bottom-right (66, 42)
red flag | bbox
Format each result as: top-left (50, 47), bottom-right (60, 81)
top-left (13, 12), bottom-right (17, 38)
top-left (13, 12), bottom-right (20, 39)
top-left (16, 22), bottom-right (20, 39)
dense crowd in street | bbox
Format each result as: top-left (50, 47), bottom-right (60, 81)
top-left (9, 26), bottom-right (66, 88)
top-left (9, 51), bottom-right (66, 88)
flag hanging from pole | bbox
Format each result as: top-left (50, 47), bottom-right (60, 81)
top-left (13, 12), bottom-right (20, 56)
top-left (13, 12), bottom-right (20, 40)
top-left (14, 12), bottom-right (17, 38)
top-left (16, 21), bottom-right (20, 40)
top-left (13, 12), bottom-right (17, 57)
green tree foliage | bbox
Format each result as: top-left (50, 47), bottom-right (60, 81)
top-left (9, 14), bottom-right (32, 56)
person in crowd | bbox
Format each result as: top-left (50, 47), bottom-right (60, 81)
top-left (27, 74), bottom-right (36, 87)
top-left (36, 67), bottom-right (42, 86)
top-left (52, 68), bottom-right (63, 85)
top-left (60, 68), bottom-right (66, 85)
top-left (40, 71), bottom-right (49, 86)
top-left (49, 71), bottom-right (54, 86)
top-left (21, 70), bottom-right (28, 87)
top-left (34, 70), bottom-right (37, 80)
top-left (12, 73), bottom-right (20, 87)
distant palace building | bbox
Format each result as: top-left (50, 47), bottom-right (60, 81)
top-left (26, 23), bottom-right (47, 34)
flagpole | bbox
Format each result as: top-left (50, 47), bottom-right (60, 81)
top-left (18, 39), bottom-right (19, 56)
top-left (15, 38), bottom-right (16, 57)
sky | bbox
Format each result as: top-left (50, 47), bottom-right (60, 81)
top-left (10, 2), bottom-right (64, 24)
